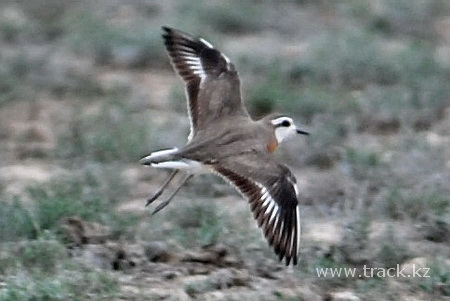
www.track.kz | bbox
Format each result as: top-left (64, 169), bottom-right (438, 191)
top-left (316, 264), bottom-right (430, 278)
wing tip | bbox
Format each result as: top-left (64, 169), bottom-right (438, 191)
top-left (161, 26), bottom-right (172, 39)
top-left (272, 206), bottom-right (301, 266)
top-left (212, 164), bottom-right (301, 267)
top-left (277, 251), bottom-right (298, 266)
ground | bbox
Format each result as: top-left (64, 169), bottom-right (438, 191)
top-left (0, 1), bottom-right (449, 300)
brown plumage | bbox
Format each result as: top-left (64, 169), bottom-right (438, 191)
top-left (141, 27), bottom-right (309, 266)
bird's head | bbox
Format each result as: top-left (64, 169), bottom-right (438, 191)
top-left (267, 115), bottom-right (309, 143)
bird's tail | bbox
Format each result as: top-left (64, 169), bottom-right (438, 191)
top-left (140, 148), bottom-right (180, 165)
top-left (140, 147), bottom-right (207, 172)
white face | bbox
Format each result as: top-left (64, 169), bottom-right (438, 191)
top-left (271, 116), bottom-right (299, 143)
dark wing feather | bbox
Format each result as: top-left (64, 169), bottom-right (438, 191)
top-left (162, 27), bottom-right (249, 139)
top-left (212, 154), bottom-right (301, 266)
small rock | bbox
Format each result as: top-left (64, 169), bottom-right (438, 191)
top-left (182, 243), bottom-right (242, 267)
top-left (183, 275), bottom-right (215, 297)
top-left (359, 114), bottom-right (400, 135)
top-left (183, 268), bottom-right (250, 298)
top-left (423, 218), bottom-right (450, 243)
top-left (75, 244), bottom-right (114, 270)
top-left (98, 72), bottom-right (132, 94)
top-left (210, 269), bottom-right (234, 289)
top-left (110, 244), bottom-right (136, 271)
top-left (296, 286), bottom-right (322, 301)
top-left (61, 216), bottom-right (111, 245)
top-left (162, 270), bottom-right (181, 280)
top-left (16, 142), bottom-right (54, 159)
top-left (140, 287), bottom-right (190, 301)
top-left (275, 286), bottom-right (321, 301)
top-left (327, 290), bottom-right (360, 301)
top-left (202, 291), bottom-right (227, 301)
top-left (185, 262), bottom-right (211, 275)
top-left (183, 249), bottom-right (223, 265)
top-left (230, 269), bottom-right (251, 287)
top-left (400, 257), bottom-right (428, 277)
top-left (253, 258), bottom-right (283, 279)
top-left (210, 268), bottom-right (251, 288)
top-left (144, 241), bottom-right (176, 263)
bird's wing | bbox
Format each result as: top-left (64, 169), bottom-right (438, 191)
top-left (162, 27), bottom-right (250, 140)
top-left (212, 153), bottom-right (301, 265)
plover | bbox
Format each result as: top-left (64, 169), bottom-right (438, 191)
top-left (141, 27), bottom-right (309, 265)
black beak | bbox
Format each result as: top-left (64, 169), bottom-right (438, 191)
top-left (296, 128), bottom-right (309, 135)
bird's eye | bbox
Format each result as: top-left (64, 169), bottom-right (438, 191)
top-left (281, 120), bottom-right (291, 127)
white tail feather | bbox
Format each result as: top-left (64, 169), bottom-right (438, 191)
top-left (151, 159), bottom-right (210, 174)
top-left (140, 148), bottom-right (178, 165)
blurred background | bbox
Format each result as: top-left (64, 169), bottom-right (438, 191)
top-left (0, 0), bottom-right (449, 300)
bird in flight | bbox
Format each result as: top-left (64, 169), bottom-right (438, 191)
top-left (141, 27), bottom-right (309, 266)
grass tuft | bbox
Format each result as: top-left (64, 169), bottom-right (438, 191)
top-left (58, 98), bottom-right (153, 163)
top-left (0, 169), bottom-right (135, 242)
top-left (417, 258), bottom-right (450, 296)
top-left (172, 200), bottom-right (226, 247)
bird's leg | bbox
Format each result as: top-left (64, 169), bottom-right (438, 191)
top-left (145, 170), bottom-right (179, 207)
top-left (151, 174), bottom-right (193, 215)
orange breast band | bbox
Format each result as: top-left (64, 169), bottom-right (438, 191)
top-left (267, 139), bottom-right (279, 153)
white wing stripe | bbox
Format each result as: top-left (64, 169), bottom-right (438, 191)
top-left (177, 52), bottom-right (198, 57)
top-left (269, 206), bottom-right (279, 222)
top-left (265, 199), bottom-right (275, 212)
top-left (199, 38), bottom-right (214, 48)
top-left (261, 193), bottom-right (270, 205)
top-left (221, 53), bottom-right (231, 64)
top-left (183, 58), bottom-right (201, 63)
top-left (176, 46), bottom-right (197, 53)
top-left (295, 206), bottom-right (301, 254)
top-left (213, 166), bottom-right (299, 265)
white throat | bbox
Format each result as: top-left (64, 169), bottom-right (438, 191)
top-left (274, 126), bottom-right (295, 143)
top-left (271, 117), bottom-right (298, 143)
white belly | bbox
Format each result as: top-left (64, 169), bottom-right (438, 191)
top-left (151, 159), bottom-right (212, 174)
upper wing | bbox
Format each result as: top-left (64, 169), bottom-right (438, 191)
top-left (212, 153), bottom-right (301, 266)
top-left (162, 27), bottom-right (249, 140)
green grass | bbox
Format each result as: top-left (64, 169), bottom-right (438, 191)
top-left (171, 201), bottom-right (226, 247)
top-left (63, 11), bottom-right (165, 68)
top-left (1, 0), bottom-right (449, 299)
top-left (375, 226), bottom-right (410, 269)
top-left (0, 16), bottom-right (26, 42)
top-left (344, 0), bottom-right (447, 38)
top-left (301, 115), bottom-right (348, 168)
top-left (0, 52), bottom-right (104, 107)
top-left (383, 189), bottom-right (450, 221)
top-left (0, 252), bottom-right (119, 300)
top-left (302, 30), bottom-right (400, 90)
top-left (0, 169), bottom-right (136, 242)
top-left (0, 54), bottom-right (37, 106)
top-left (17, 232), bottom-right (67, 275)
top-left (344, 148), bottom-right (381, 180)
top-left (15, 0), bottom-right (75, 41)
top-left (58, 98), bottom-right (153, 163)
top-left (342, 211), bottom-right (372, 256)
top-left (355, 277), bottom-right (395, 301)
top-left (0, 271), bottom-right (118, 301)
top-left (407, 193), bottom-right (449, 220)
top-left (243, 23), bottom-right (450, 138)
top-left (412, 257), bottom-right (450, 297)
top-left (138, 195), bottom-right (230, 250)
top-left (174, 1), bottom-right (266, 35)
top-left (244, 60), bottom-right (333, 120)
top-left (0, 196), bottom-right (36, 241)
top-left (0, 232), bottom-right (119, 300)
top-left (200, 2), bottom-right (266, 34)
